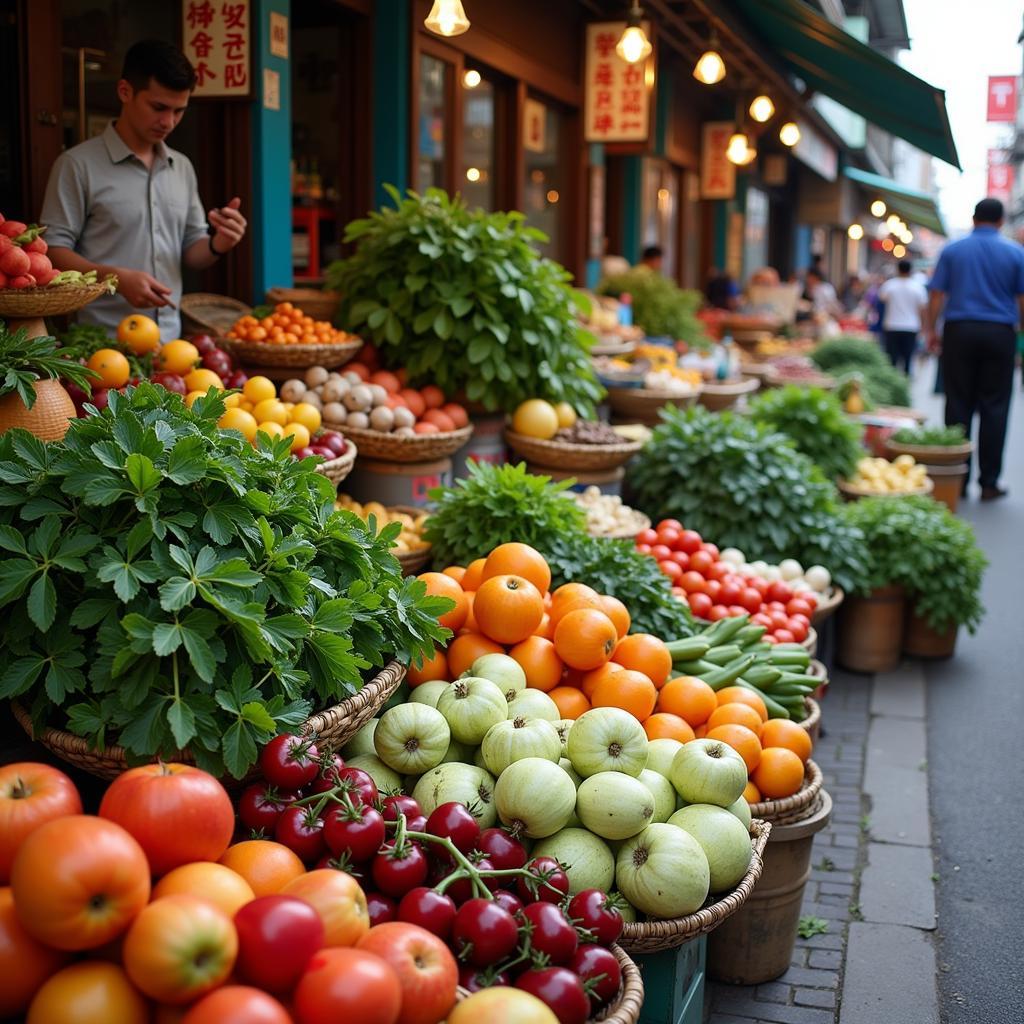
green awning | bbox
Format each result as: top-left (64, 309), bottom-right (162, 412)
top-left (844, 167), bottom-right (946, 235)
top-left (720, 0), bottom-right (960, 168)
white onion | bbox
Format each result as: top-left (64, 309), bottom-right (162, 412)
top-left (778, 558), bottom-right (804, 581)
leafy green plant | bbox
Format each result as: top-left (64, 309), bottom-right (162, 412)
top-left (627, 406), bottom-right (867, 592)
top-left (597, 269), bottom-right (709, 347)
top-left (797, 916), bottom-right (829, 939)
top-left (0, 384), bottom-right (450, 777)
top-left (749, 385), bottom-right (865, 480)
top-left (326, 187), bottom-right (603, 413)
top-left (891, 423), bottom-right (968, 446)
top-left (810, 336), bottom-right (889, 372)
top-left (0, 322), bottom-right (98, 407)
top-left (813, 337), bottom-right (911, 408)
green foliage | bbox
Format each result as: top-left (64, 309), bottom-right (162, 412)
top-left (810, 336), bottom-right (889, 371)
top-left (891, 423), bottom-right (967, 446)
top-left (0, 322), bottom-right (99, 406)
top-left (627, 406), bottom-right (867, 593)
top-left (749, 385), bottom-right (865, 480)
top-left (597, 268), bottom-right (709, 346)
top-left (326, 187), bottom-right (603, 413)
top-left (797, 916), bottom-right (829, 939)
top-left (812, 336), bottom-right (911, 408)
top-left (0, 384), bottom-right (450, 777)
top-left (56, 322), bottom-right (152, 380)
top-left (840, 496), bottom-right (986, 632)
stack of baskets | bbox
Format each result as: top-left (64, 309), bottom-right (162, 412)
top-left (504, 429), bottom-right (644, 497)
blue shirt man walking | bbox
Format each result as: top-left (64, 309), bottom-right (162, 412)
top-left (926, 198), bottom-right (1024, 500)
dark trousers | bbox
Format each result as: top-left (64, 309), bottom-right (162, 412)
top-left (884, 330), bottom-right (918, 374)
top-left (941, 320), bottom-right (1016, 487)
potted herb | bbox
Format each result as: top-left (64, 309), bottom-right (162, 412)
top-left (0, 322), bottom-right (97, 441)
top-left (597, 268), bottom-right (709, 349)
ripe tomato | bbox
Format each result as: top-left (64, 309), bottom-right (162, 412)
top-left (516, 857), bottom-right (569, 905)
top-left (655, 518), bottom-right (683, 532)
top-left (680, 571), bottom-right (707, 594)
top-left (515, 966), bottom-right (590, 1024)
top-left (398, 887), bottom-right (457, 939)
top-left (706, 560), bottom-right (730, 582)
top-left (182, 985), bottom-right (293, 1024)
top-left (739, 588), bottom-right (764, 614)
top-left (635, 528), bottom-right (658, 546)
top-left (688, 592), bottom-right (713, 619)
top-left (649, 544), bottom-right (672, 562)
top-left (372, 841), bottom-right (429, 898)
top-left (659, 559), bottom-right (683, 581)
top-left (702, 542), bottom-right (720, 559)
top-left (769, 610), bottom-right (790, 630)
top-left (767, 581), bottom-right (794, 604)
top-left (669, 550), bottom-right (690, 569)
top-left (751, 612), bottom-right (774, 628)
top-left (451, 899), bottom-right (519, 966)
top-left (570, 944), bottom-right (622, 1006)
top-left (27, 961), bottom-right (148, 1024)
top-left (425, 802), bottom-right (481, 854)
top-left (635, 543), bottom-right (652, 555)
top-left (260, 735), bottom-right (320, 790)
top-left (773, 629), bottom-right (796, 644)
top-left (12, 815), bottom-right (150, 950)
top-left (785, 618), bottom-right (810, 643)
top-left (655, 527), bottom-right (680, 548)
top-left (293, 947), bottom-right (402, 1024)
top-left (520, 903), bottom-right (578, 965)
top-left (676, 530), bottom-right (702, 554)
top-left (718, 581), bottom-right (742, 607)
top-left (708, 604), bottom-right (730, 621)
top-left (324, 802), bottom-right (386, 862)
top-left (357, 922), bottom-right (459, 1024)
top-left (281, 868), bottom-right (370, 947)
top-left (478, 828), bottom-right (528, 871)
top-left (566, 889), bottom-right (624, 946)
top-left (787, 597), bottom-right (814, 618)
top-left (275, 806), bottom-right (327, 863)
top-left (234, 895), bottom-right (325, 994)
top-left (367, 892), bottom-right (398, 926)
top-left (0, 762), bottom-right (81, 883)
top-left (0, 887), bottom-right (68, 1016)
top-left (688, 550), bottom-right (713, 575)
top-left (236, 783), bottom-right (298, 835)
top-left (704, 579), bottom-right (722, 601)
top-left (99, 763), bottom-right (234, 877)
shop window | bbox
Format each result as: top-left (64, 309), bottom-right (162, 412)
top-left (460, 70), bottom-right (495, 210)
top-left (743, 186), bottom-right (770, 283)
top-left (418, 54), bottom-right (449, 192)
top-left (522, 100), bottom-right (563, 260)
top-left (641, 159), bottom-right (679, 280)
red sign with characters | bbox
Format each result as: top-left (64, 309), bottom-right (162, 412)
top-left (583, 22), bottom-right (653, 143)
top-left (986, 76), bottom-right (1018, 123)
top-left (986, 162), bottom-right (1014, 204)
top-left (183, 0), bottom-right (251, 98)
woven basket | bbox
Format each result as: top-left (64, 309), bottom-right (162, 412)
top-left (801, 627), bottom-right (818, 657)
top-left (11, 660), bottom-right (405, 780)
top-left (389, 505), bottom-right (432, 576)
top-left (836, 476), bottom-right (934, 501)
top-left (219, 336), bottom-right (361, 370)
top-left (606, 386), bottom-right (702, 426)
top-left (883, 439), bottom-right (973, 466)
top-left (325, 422), bottom-right (473, 463)
top-left (265, 287), bottom-right (341, 323)
top-left (697, 377), bottom-right (760, 412)
top-left (180, 292), bottom-right (251, 337)
top-left (504, 430), bottom-right (643, 471)
top-left (807, 660), bottom-right (828, 701)
top-left (0, 280), bottom-right (114, 318)
top-left (798, 697), bottom-right (822, 744)
top-left (591, 338), bottom-right (638, 358)
top-left (619, 819), bottom-right (771, 953)
top-left (763, 369), bottom-right (837, 391)
top-left (314, 439), bottom-right (357, 485)
top-left (748, 758), bottom-right (822, 824)
top-left (811, 586), bottom-right (844, 626)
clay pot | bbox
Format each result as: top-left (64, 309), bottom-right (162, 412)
top-left (0, 378), bottom-right (77, 441)
top-left (836, 585), bottom-right (906, 673)
top-left (903, 608), bottom-right (957, 659)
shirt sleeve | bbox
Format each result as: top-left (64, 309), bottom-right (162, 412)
top-left (181, 158), bottom-right (209, 251)
top-left (40, 153), bottom-right (87, 250)
top-left (929, 250), bottom-right (950, 293)
top-left (879, 280), bottom-right (892, 301)
top-left (1016, 250), bottom-right (1024, 295)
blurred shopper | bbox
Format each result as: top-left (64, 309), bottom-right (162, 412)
top-left (926, 198), bottom-right (1024, 500)
top-left (805, 266), bottom-right (842, 318)
top-left (706, 268), bottom-right (739, 310)
top-left (879, 260), bottom-right (927, 373)
top-left (637, 245), bottom-right (664, 273)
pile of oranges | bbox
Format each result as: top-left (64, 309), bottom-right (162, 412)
top-left (412, 541), bottom-right (810, 803)
top-left (226, 302), bottom-right (359, 346)
top-left (214, 375), bottom-right (324, 452)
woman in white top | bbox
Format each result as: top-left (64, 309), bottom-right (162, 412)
top-left (878, 260), bottom-right (928, 373)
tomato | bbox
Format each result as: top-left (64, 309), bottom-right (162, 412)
top-left (478, 828), bottom-right (528, 872)
top-left (790, 612), bottom-right (811, 628)
top-left (659, 559), bottom-right (683, 581)
top-left (676, 530), bottom-right (702, 554)
top-left (520, 903), bottom-right (578, 965)
top-left (12, 815), bottom-right (150, 950)
top-left (281, 868), bottom-right (370, 947)
top-left (702, 542), bottom-right (720, 559)
top-left (27, 961), bottom-right (148, 1024)
top-left (704, 579), bottom-right (722, 600)
top-left (443, 856), bottom-right (492, 906)
top-left (727, 605), bottom-right (748, 618)
top-left (451, 898), bottom-right (519, 966)
top-left (763, 633), bottom-right (779, 644)
top-left (372, 841), bottom-right (429, 898)
top-left (516, 857), bottom-right (570, 905)
top-left (260, 735), bottom-right (320, 790)
top-left (493, 889), bottom-right (524, 916)
top-left (182, 985), bottom-right (293, 1024)
top-left (769, 610), bottom-right (790, 630)
top-left (739, 588), bottom-right (764, 614)
top-left (787, 598), bottom-right (813, 618)
top-left (680, 571), bottom-right (707, 594)
top-left (324, 802), bottom-right (385, 862)
top-left (357, 922), bottom-right (459, 1024)
top-left (0, 762), bottom-right (81, 883)
top-left (237, 783), bottom-right (297, 835)
top-left (773, 629), bottom-right (796, 644)
top-left (688, 550), bottom-right (713, 575)
top-left (567, 889), bottom-right (624, 946)
top-left (293, 947), bottom-right (402, 1024)
top-left (751, 612), bottom-right (774, 628)
top-left (655, 527), bottom-right (680, 548)
top-left (458, 965), bottom-right (512, 993)
top-left (570, 944), bottom-right (621, 1006)
top-left (425, 801), bottom-right (481, 854)
top-left (687, 592), bottom-right (713, 619)
top-left (99, 764), bottom-right (234, 877)
top-left (649, 544), bottom-right (672, 561)
top-left (718, 581), bottom-right (742, 607)
top-left (515, 967), bottom-right (590, 1024)
top-left (636, 543), bottom-right (652, 555)
top-left (669, 550), bottom-right (690, 569)
top-left (234, 895), bottom-right (325, 994)
top-left (706, 560), bottom-right (730, 582)
top-left (152, 862), bottom-right (255, 918)
top-left (0, 887), bottom-right (68, 1016)
top-left (367, 892), bottom-right (398, 926)
top-left (275, 806), bottom-right (327, 863)
top-left (767, 581), bottom-right (794, 604)
top-left (708, 604), bottom-right (729, 621)
top-left (337, 766), bottom-right (381, 808)
top-left (786, 618), bottom-right (809, 642)
top-left (655, 518), bottom-right (683, 532)
top-left (635, 528), bottom-right (658, 546)
top-left (750, 576), bottom-right (770, 597)
top-left (398, 887), bottom-right (456, 939)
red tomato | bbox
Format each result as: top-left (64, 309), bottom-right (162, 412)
top-left (702, 542), bottom-right (720, 559)
top-left (750, 577), bottom-right (770, 597)
top-left (293, 947), bottom-right (402, 1024)
top-left (11, 816), bottom-right (150, 951)
top-left (655, 527), bottom-right (681, 548)
top-left (687, 592), bottom-right (713, 619)
top-left (677, 530), bottom-right (702, 554)
top-left (766, 581), bottom-right (794, 604)
top-left (739, 588), bottom-right (764, 614)
top-left (0, 887), bottom-right (68, 1017)
top-left (727, 605), bottom-right (749, 618)
top-left (182, 986), bottom-right (293, 1024)
top-left (762, 634), bottom-right (779, 644)
top-left (769, 611), bottom-right (790, 630)
top-left (718, 582), bottom-right (742, 607)
top-left (26, 961), bottom-right (148, 1024)
top-left (787, 598), bottom-right (813, 618)
top-left (751, 612), bottom-right (774, 628)
top-left (0, 763), bottom-right (81, 884)
top-left (636, 529), bottom-right (658, 546)
top-left (656, 519), bottom-right (683, 532)
top-left (650, 544), bottom-right (672, 562)
top-left (773, 629), bottom-right (796, 644)
top-left (636, 544), bottom-right (652, 555)
top-left (680, 571), bottom-right (707, 594)
top-left (706, 561), bottom-right (730, 582)
top-left (786, 618), bottom-right (810, 643)
top-left (234, 895), bottom-right (324, 994)
top-left (708, 605), bottom-right (730, 621)
top-left (767, 601), bottom-right (787, 613)
top-left (803, 592), bottom-right (819, 610)
top-left (357, 922), bottom-right (458, 1024)
top-left (669, 550), bottom-right (690, 569)
top-left (659, 560), bottom-right (683, 582)
top-left (704, 579), bottom-right (722, 600)
top-left (790, 612), bottom-right (811, 628)
top-left (688, 550), bottom-right (713, 575)
top-left (99, 764), bottom-right (234, 877)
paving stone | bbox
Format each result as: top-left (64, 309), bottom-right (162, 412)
top-left (794, 987), bottom-right (837, 1010)
top-left (858, 842), bottom-right (936, 929)
top-left (711, 993), bottom-right (836, 1024)
top-left (798, 932), bottom-right (844, 950)
top-left (754, 982), bottom-right (791, 1003)
top-left (862, 716), bottom-right (931, 847)
top-left (808, 949), bottom-right (842, 970)
top-left (776, 965), bottom-right (840, 989)
top-left (817, 881), bottom-right (854, 897)
top-left (870, 662), bottom-right (926, 719)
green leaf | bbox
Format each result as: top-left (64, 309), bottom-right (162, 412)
top-left (181, 626), bottom-right (217, 683)
top-left (167, 699), bottom-right (197, 749)
top-left (152, 621), bottom-right (184, 656)
top-left (222, 719), bottom-right (258, 779)
top-left (241, 701), bottom-right (277, 732)
top-left (166, 436), bottom-right (208, 484)
top-left (0, 525), bottom-right (28, 555)
top-left (71, 598), bottom-right (119, 628)
top-left (124, 453), bottom-right (161, 495)
top-left (27, 573), bottom-right (56, 631)
top-left (159, 576), bottom-right (196, 612)
top-left (0, 558), bottom-right (39, 606)
top-left (0, 655), bottom-right (45, 698)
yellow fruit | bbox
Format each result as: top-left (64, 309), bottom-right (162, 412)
top-left (512, 399), bottom-right (560, 440)
top-left (240, 400), bottom-right (254, 413)
top-left (156, 339), bottom-right (200, 374)
top-left (554, 402), bottom-right (577, 429)
top-left (282, 402), bottom-right (295, 415)
top-left (184, 390), bottom-right (207, 408)
top-left (117, 314), bottom-right (161, 355)
top-left (223, 393), bottom-right (241, 408)
top-left (256, 421), bottom-right (285, 440)
top-left (252, 398), bottom-right (289, 426)
top-left (86, 348), bottom-right (131, 388)
top-left (218, 408), bottom-right (258, 442)
top-left (243, 376), bottom-right (277, 404)
top-left (290, 402), bottom-right (322, 433)
top-left (185, 368), bottom-right (224, 392)
top-left (283, 422), bottom-right (311, 452)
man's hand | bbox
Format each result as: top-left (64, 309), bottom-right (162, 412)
top-left (927, 330), bottom-right (942, 355)
top-left (209, 197), bottom-right (247, 254)
top-left (117, 269), bottom-right (173, 308)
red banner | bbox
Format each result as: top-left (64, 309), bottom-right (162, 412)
top-left (987, 161), bottom-right (1014, 204)
top-left (987, 76), bottom-right (1017, 122)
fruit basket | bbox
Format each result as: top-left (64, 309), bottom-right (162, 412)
top-left (606, 385), bottom-right (702, 426)
top-left (180, 292), bottom-right (251, 338)
top-left (324, 421), bottom-right (474, 462)
top-left (808, 659), bottom-right (828, 700)
top-left (313, 438), bottom-right (357, 485)
top-left (748, 758), bottom-right (823, 824)
top-left (504, 429), bottom-right (644, 471)
top-left (798, 696), bottom-right (822, 744)
top-left (810, 586), bottom-right (844, 626)
top-left (836, 477), bottom-right (934, 501)
top-left (219, 335), bottom-right (362, 370)
top-left (618, 819), bottom-right (770, 953)
top-left (883, 438), bottom-right (974, 466)
top-left (0, 279), bottom-right (115, 319)
top-left (697, 377), bottom-right (760, 412)
top-left (336, 497), bottom-right (433, 576)
top-left (265, 286), bottom-right (340, 323)
top-left (801, 626), bottom-right (818, 657)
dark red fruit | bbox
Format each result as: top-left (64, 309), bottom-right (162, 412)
top-left (323, 802), bottom-right (386, 862)
top-left (260, 734), bottom-right (320, 790)
top-left (515, 967), bottom-right (590, 1024)
top-left (520, 902), bottom-right (578, 965)
top-left (237, 783), bottom-right (298, 835)
top-left (479, 828), bottom-right (528, 873)
top-left (566, 890), bottom-right (624, 946)
top-left (451, 898), bottom-right (519, 967)
top-left (371, 840), bottom-right (429, 898)
top-left (366, 891), bottom-right (397, 926)
top-left (570, 944), bottom-right (622, 1006)
top-left (426, 802), bottom-right (481, 854)
top-left (516, 857), bottom-right (570, 905)
top-left (459, 965), bottom-right (511, 992)
top-left (381, 794), bottom-right (421, 823)
top-left (274, 806), bottom-right (326, 863)
top-left (397, 886), bottom-right (457, 939)
top-left (492, 890), bottom-right (524, 917)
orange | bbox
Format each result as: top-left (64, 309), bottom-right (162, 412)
top-left (155, 339), bottom-right (200, 374)
top-left (256, 421), bottom-right (285, 440)
top-left (509, 635), bottom-right (564, 692)
top-left (715, 686), bottom-right (768, 722)
top-left (185, 367), bottom-right (224, 393)
top-left (753, 747), bottom-right (805, 798)
top-left (548, 686), bottom-right (591, 720)
top-left (644, 712), bottom-right (696, 743)
top-left (283, 422), bottom-right (311, 453)
top-left (694, 724), bottom-right (708, 738)
top-left (152, 862), bottom-right (255, 918)
top-left (760, 719), bottom-right (813, 763)
top-left (217, 407), bottom-right (258, 442)
top-left (656, 676), bottom-right (718, 727)
top-left (218, 840), bottom-right (305, 897)
top-left (446, 633), bottom-right (503, 678)
top-left (461, 591), bottom-right (479, 634)
top-left (591, 667), bottom-right (658, 721)
top-left (706, 724), bottom-right (762, 774)
top-left (473, 574), bottom-right (545, 645)
top-left (289, 402), bottom-right (322, 433)
top-left (534, 613), bottom-right (554, 639)
top-left (243, 376), bottom-right (277, 404)
top-left (480, 543), bottom-right (551, 595)
top-left (184, 390), bottom-right (207, 409)
top-left (442, 566), bottom-right (467, 585)
top-left (461, 558), bottom-right (487, 592)
top-left (743, 780), bottom-right (762, 804)
top-left (408, 647), bottom-right (448, 686)
top-left (580, 662), bottom-right (624, 701)
top-left (549, 583), bottom-right (603, 627)
top-left (707, 702), bottom-right (765, 738)
top-left (117, 314), bottom-right (160, 355)
top-left (86, 348), bottom-right (131, 388)
top-left (252, 398), bottom-right (289, 426)
top-left (418, 572), bottom-right (469, 632)
top-left (598, 595), bottom-right (631, 638)
top-left (553, 608), bottom-right (618, 671)
top-left (611, 634), bottom-right (673, 688)
top-left (222, 393), bottom-right (241, 408)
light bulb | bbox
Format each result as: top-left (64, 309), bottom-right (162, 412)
top-left (903, 229), bottom-right (914, 243)
top-left (693, 49), bottom-right (726, 85)
top-left (462, 69), bottom-right (481, 89)
top-left (616, 25), bottom-right (652, 64)
top-left (886, 214), bottom-right (902, 231)
top-left (726, 132), bottom-right (756, 166)
top-left (871, 199), bottom-right (887, 218)
top-left (749, 95), bottom-right (775, 123)
top-left (847, 223), bottom-right (864, 240)
top-left (778, 121), bottom-right (801, 147)
top-left (465, 167), bottom-right (481, 182)
top-left (424, 0), bottom-right (470, 37)
top-left (546, 190), bottom-right (560, 204)
top-left (893, 244), bottom-right (906, 258)
top-left (882, 238), bottom-right (895, 252)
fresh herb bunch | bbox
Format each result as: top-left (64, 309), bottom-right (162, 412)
top-left (0, 322), bottom-right (99, 407)
top-left (812, 337), bottom-right (911, 408)
top-left (749, 385), bottom-right (865, 480)
top-left (597, 269), bottom-right (709, 346)
top-left (891, 423), bottom-right (968, 446)
top-left (840, 496), bottom-right (986, 632)
top-left (627, 405), bottom-right (867, 593)
top-left (0, 384), bottom-right (451, 777)
top-left (327, 186), bottom-right (603, 413)
top-left (810, 336), bottom-right (889, 372)
top-left (424, 461), bottom-right (588, 568)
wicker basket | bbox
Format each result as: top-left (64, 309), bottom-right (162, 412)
top-left (619, 819), bottom-right (771, 953)
top-left (763, 369), bottom-right (837, 391)
top-left (180, 292), bottom-right (251, 337)
top-left (883, 438), bottom-right (973, 466)
top-left (591, 337), bottom-right (639, 358)
top-left (748, 758), bottom-right (823, 824)
top-left (606, 386), bottom-right (702, 426)
top-left (265, 287), bottom-right (341, 323)
top-left (810, 586), bottom-right (844, 626)
top-left (219, 336), bottom-right (361, 370)
top-left (697, 377), bottom-right (760, 412)
top-left (798, 697), bottom-right (822, 743)
top-left (801, 627), bottom-right (818, 657)
top-left (390, 504), bottom-right (432, 576)
top-left (504, 430), bottom-right (643, 471)
top-left (325, 422), bottom-right (473, 462)
top-left (314, 439), bottom-right (357, 485)
top-left (808, 660), bottom-right (828, 700)
top-left (836, 477), bottom-right (934, 501)
top-left (10, 660), bottom-right (406, 780)
top-left (0, 280), bottom-right (115, 318)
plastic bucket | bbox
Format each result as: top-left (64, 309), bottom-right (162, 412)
top-left (344, 457), bottom-right (452, 508)
top-left (452, 415), bottom-right (506, 479)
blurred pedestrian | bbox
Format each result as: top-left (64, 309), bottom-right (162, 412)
top-left (879, 260), bottom-right (927, 374)
top-left (926, 198), bottom-right (1024, 500)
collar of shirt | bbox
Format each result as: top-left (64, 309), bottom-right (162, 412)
top-left (101, 120), bottom-right (173, 169)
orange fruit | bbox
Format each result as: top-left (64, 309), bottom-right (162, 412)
top-left (760, 719), bottom-right (813, 762)
top-left (218, 840), bottom-right (305, 897)
top-left (591, 667), bottom-right (658, 721)
top-left (461, 558), bottom-right (487, 592)
top-left (611, 634), bottom-right (673, 688)
top-left (694, 724), bottom-right (708, 739)
top-left (418, 572), bottom-right (469, 632)
top-left (446, 633), bottom-right (504, 678)
top-left (86, 348), bottom-right (131, 388)
top-left (283, 422), bottom-right (311, 453)
top-left (753, 747), bottom-right (805, 798)
top-left (289, 402), bottom-right (322, 433)
top-left (252, 398), bottom-right (288, 426)
top-left (217, 408), bottom-right (258, 442)
top-left (480, 543), bottom-right (551, 595)
top-left (715, 686), bottom-right (769, 722)
top-left (442, 566), bottom-right (467, 585)
top-left (548, 686), bottom-right (591, 720)
top-left (461, 591), bottom-right (479, 634)
top-left (706, 724), bottom-right (762, 774)
top-left (643, 712), bottom-right (696, 743)
top-left (117, 314), bottom-right (160, 354)
top-left (184, 390), bottom-right (207, 409)
top-left (185, 367), bottom-right (224, 393)
top-left (549, 583), bottom-right (603, 627)
top-left (580, 662), bottom-right (624, 701)
top-left (256, 421), bottom-right (285, 440)
top-left (598, 595), bottom-right (631, 638)
top-left (473, 574), bottom-right (545, 645)
top-left (534, 613), bottom-right (554, 639)
top-left (655, 676), bottom-right (717, 727)
top-left (707, 702), bottom-right (765, 738)
top-left (408, 647), bottom-right (448, 686)
top-left (743, 780), bottom-right (762, 804)
top-left (155, 339), bottom-right (200, 374)
top-left (243, 376), bottom-right (277, 404)
top-left (553, 608), bottom-right (618, 671)
top-left (152, 862), bottom-right (255, 918)
top-left (508, 636), bottom-right (564, 692)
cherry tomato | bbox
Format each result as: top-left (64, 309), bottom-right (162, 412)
top-left (702, 542), bottom-right (720, 559)
top-left (444, 857), bottom-right (493, 905)
top-left (566, 889), bottom-right (624, 946)
top-left (292, 947), bottom-right (402, 1024)
top-left (237, 784), bottom-right (297, 836)
top-left (763, 634), bottom-right (779, 645)
top-left (786, 618), bottom-right (809, 643)
top-left (478, 829), bottom-right (528, 873)
top-left (333, 767), bottom-right (379, 808)
top-left (398, 887), bottom-right (457, 939)
top-left (516, 857), bottom-right (569, 905)
top-left (372, 841), bottom-right (428, 898)
top-left (767, 600), bottom-right (787, 613)
top-left (787, 598), bottom-right (813, 618)
top-left (636, 543), bottom-right (652, 555)
top-left (451, 899), bottom-right (519, 967)
top-left (739, 587), bottom-right (764, 614)
top-left (655, 518), bottom-right (683, 533)
top-left (426, 802), bottom-right (481, 854)
top-left (636, 528), bottom-right (658, 546)
top-left (366, 892), bottom-right (397, 926)
top-left (680, 571), bottom-right (707, 594)
top-left (688, 550), bottom-right (713, 575)
top-left (182, 985), bottom-right (293, 1024)
top-left (803, 591), bottom-right (819, 610)
top-left (708, 604), bottom-right (730, 621)
top-left (520, 903), bottom-right (578, 965)
top-left (650, 544), bottom-right (672, 561)
top-left (459, 965), bottom-right (511, 992)
top-left (704, 579), bottom-right (722, 601)
top-left (750, 576), bottom-right (771, 597)
top-left (274, 807), bottom-right (326, 864)
top-left (728, 605), bottom-right (749, 618)
top-left (570, 944), bottom-right (622, 1007)
top-left (233, 895), bottom-right (325, 995)
top-left (773, 628), bottom-right (796, 644)
top-left (655, 527), bottom-right (680, 548)
top-left (706, 560), bottom-right (730, 582)
top-left (767, 581), bottom-right (794, 604)
top-left (677, 530), bottom-right (702, 554)
top-left (769, 610), bottom-right (790, 630)
top-left (515, 967), bottom-right (590, 1024)
top-left (259, 736), bottom-right (319, 790)
top-left (382, 795), bottom-right (422, 823)
top-left (659, 560), bottom-right (683, 582)
top-left (751, 612), bottom-right (774, 628)
top-left (669, 550), bottom-right (690, 569)
top-left (688, 592), bottom-right (713, 619)
top-left (492, 890), bottom-right (524, 917)
top-left (790, 612), bottom-right (811, 628)
top-left (323, 803), bottom-right (386, 863)
top-left (718, 582), bottom-right (742, 607)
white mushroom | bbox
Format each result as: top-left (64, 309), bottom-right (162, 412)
top-left (280, 379), bottom-right (307, 403)
top-left (346, 411), bottom-right (370, 429)
top-left (322, 402), bottom-right (347, 424)
top-left (305, 366), bottom-right (329, 388)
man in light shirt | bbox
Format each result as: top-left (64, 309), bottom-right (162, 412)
top-left (879, 260), bottom-right (927, 374)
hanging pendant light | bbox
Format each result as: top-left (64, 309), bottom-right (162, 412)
top-left (726, 131), bottom-right (756, 166)
top-left (847, 223), bottom-right (865, 240)
top-left (870, 199), bottom-right (887, 218)
top-left (749, 94), bottom-right (775, 123)
top-left (778, 121), bottom-right (801, 147)
top-left (424, 0), bottom-right (470, 38)
top-left (616, 2), bottom-right (652, 64)
top-left (693, 32), bottom-right (726, 84)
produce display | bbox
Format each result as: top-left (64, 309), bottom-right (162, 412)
top-left (226, 301), bottom-right (359, 346)
top-left (811, 336), bottom-right (911, 409)
top-left (0, 214), bottom-right (115, 290)
top-left (574, 488), bottom-right (649, 538)
top-left (335, 496), bottom-right (430, 557)
top-left (842, 455), bottom-right (929, 494)
top-left (597, 269), bottom-right (709, 349)
top-left (890, 423), bottom-right (968, 447)
top-left (0, 323), bottom-right (99, 412)
top-left (594, 351), bottom-right (703, 394)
